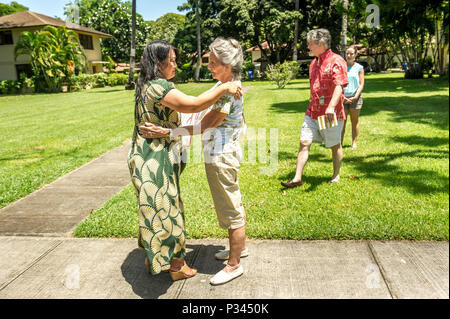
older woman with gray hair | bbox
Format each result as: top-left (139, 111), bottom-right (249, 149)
top-left (140, 37), bottom-right (248, 285)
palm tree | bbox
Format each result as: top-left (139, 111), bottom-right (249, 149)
top-left (292, 0), bottom-right (299, 61)
top-left (15, 26), bottom-right (87, 92)
top-left (126, 0), bottom-right (137, 90)
top-left (341, 0), bottom-right (349, 57)
top-left (194, 0), bottom-right (201, 81)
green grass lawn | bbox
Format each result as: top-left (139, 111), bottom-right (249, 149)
top-left (1, 73), bottom-right (448, 240)
top-left (0, 86), bottom-right (134, 209)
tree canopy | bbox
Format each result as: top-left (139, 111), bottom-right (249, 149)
top-left (0, 1), bottom-right (28, 17)
top-left (64, 0), bottom-right (151, 62)
top-left (146, 13), bottom-right (185, 44)
top-left (174, 0), bottom-right (342, 64)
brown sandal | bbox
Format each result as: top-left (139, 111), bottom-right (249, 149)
top-left (170, 262), bottom-right (197, 281)
top-left (281, 180), bottom-right (304, 188)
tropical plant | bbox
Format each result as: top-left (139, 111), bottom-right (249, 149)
top-left (15, 26), bottom-right (87, 92)
top-left (266, 61), bottom-right (298, 89)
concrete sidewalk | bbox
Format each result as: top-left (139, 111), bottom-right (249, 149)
top-left (0, 140), bottom-right (132, 237)
top-left (0, 138), bottom-right (448, 299)
top-left (0, 237), bottom-right (448, 299)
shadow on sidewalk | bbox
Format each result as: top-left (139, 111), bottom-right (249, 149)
top-left (120, 243), bottom-right (225, 299)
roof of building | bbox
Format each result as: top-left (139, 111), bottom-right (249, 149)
top-left (0, 11), bottom-right (112, 38)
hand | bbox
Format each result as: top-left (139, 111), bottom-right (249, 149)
top-left (224, 81), bottom-right (243, 99)
top-left (347, 97), bottom-right (355, 103)
top-left (343, 97), bottom-right (351, 104)
top-left (138, 122), bottom-right (170, 139)
top-left (325, 106), bottom-right (336, 124)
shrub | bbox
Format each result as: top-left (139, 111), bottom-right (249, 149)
top-left (404, 63), bottom-right (424, 79)
top-left (199, 66), bottom-right (211, 80)
top-left (106, 73), bottom-right (128, 86)
top-left (266, 61), bottom-right (298, 89)
top-left (175, 64), bottom-right (194, 83)
top-left (77, 74), bottom-right (96, 88)
top-left (0, 80), bottom-right (21, 94)
top-left (92, 73), bottom-right (108, 88)
top-left (420, 57), bottom-right (433, 78)
top-left (19, 73), bottom-right (35, 92)
top-left (68, 74), bottom-right (82, 91)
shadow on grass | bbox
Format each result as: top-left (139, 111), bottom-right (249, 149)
top-left (269, 101), bottom-right (309, 114)
top-left (362, 95), bottom-right (449, 130)
top-left (362, 75), bottom-right (449, 93)
top-left (88, 88), bottom-right (125, 94)
top-left (346, 150), bottom-right (448, 195)
top-left (267, 75), bottom-right (449, 131)
top-left (278, 152), bottom-right (332, 192)
top-left (278, 147), bottom-right (448, 195)
top-left (121, 243), bottom-right (225, 299)
top-left (391, 135), bottom-right (449, 147)
top-left (271, 94), bottom-right (449, 131)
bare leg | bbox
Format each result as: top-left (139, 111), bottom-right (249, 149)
top-left (292, 140), bottom-right (312, 183)
top-left (349, 108), bottom-right (360, 149)
top-left (341, 108), bottom-right (349, 145)
top-left (226, 225), bottom-right (246, 271)
top-left (330, 143), bottom-right (343, 183)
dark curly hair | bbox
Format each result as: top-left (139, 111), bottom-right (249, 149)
top-left (135, 40), bottom-right (176, 102)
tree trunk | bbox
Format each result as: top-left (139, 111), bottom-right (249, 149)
top-left (195, 0), bottom-right (201, 82)
top-left (292, 0), bottom-right (299, 61)
top-left (126, 0), bottom-right (136, 90)
top-left (341, 0), bottom-right (349, 58)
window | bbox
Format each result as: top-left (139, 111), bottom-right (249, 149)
top-left (79, 34), bottom-right (93, 50)
top-left (0, 31), bottom-right (13, 45)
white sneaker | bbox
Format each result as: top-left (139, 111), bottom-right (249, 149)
top-left (215, 247), bottom-right (249, 260)
top-left (210, 265), bottom-right (244, 285)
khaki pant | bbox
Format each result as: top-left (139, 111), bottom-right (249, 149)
top-left (204, 146), bottom-right (245, 230)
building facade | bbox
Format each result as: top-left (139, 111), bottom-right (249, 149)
top-left (0, 11), bottom-right (112, 81)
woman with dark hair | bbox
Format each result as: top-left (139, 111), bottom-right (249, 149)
top-left (139, 37), bottom-right (248, 286)
top-left (128, 40), bottom-right (242, 281)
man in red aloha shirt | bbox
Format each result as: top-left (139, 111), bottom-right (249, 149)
top-left (282, 29), bottom-right (348, 188)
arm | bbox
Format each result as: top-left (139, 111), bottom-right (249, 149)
top-left (160, 82), bottom-right (241, 114)
top-left (348, 68), bottom-right (365, 102)
top-left (354, 68), bottom-right (365, 99)
top-left (325, 84), bottom-right (343, 122)
top-left (139, 110), bottom-right (227, 139)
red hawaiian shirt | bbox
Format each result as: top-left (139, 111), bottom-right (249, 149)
top-left (306, 49), bottom-right (348, 120)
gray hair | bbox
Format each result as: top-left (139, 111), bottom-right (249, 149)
top-left (209, 37), bottom-right (243, 79)
top-left (307, 28), bottom-right (331, 50)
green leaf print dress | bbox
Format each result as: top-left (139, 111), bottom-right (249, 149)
top-left (128, 79), bottom-right (186, 275)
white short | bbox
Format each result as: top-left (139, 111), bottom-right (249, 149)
top-left (300, 115), bottom-right (344, 148)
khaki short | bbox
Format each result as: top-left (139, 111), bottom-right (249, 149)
top-left (300, 115), bottom-right (344, 148)
top-left (204, 144), bottom-right (246, 230)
